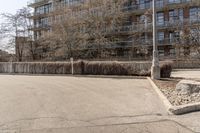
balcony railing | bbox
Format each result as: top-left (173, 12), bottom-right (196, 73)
top-left (29, 10), bottom-right (52, 18)
top-left (100, 18), bottom-right (200, 34)
top-left (83, 38), bottom-right (180, 49)
top-left (28, 0), bottom-right (199, 18)
top-left (29, 17), bottom-right (200, 34)
top-left (50, 19), bottom-right (199, 34)
top-left (102, 23), bottom-right (152, 34)
top-left (28, 24), bottom-right (50, 30)
top-left (156, 18), bottom-right (200, 29)
top-left (27, 0), bottom-right (47, 6)
top-left (123, 0), bottom-right (195, 12)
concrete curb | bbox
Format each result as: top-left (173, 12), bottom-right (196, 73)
top-left (169, 102), bottom-right (200, 115)
top-left (147, 77), bottom-right (200, 115)
top-left (0, 73), bottom-right (146, 79)
top-left (147, 77), bottom-right (173, 115)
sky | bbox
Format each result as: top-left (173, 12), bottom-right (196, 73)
top-left (0, 0), bottom-right (28, 14)
top-left (0, 0), bottom-right (29, 53)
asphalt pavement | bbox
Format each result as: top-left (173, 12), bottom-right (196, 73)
top-left (0, 75), bottom-right (199, 133)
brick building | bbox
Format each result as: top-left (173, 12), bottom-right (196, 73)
top-left (28, 0), bottom-right (200, 60)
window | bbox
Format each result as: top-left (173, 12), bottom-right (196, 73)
top-left (139, 0), bottom-right (145, 9)
top-left (35, 3), bottom-right (52, 15)
top-left (190, 7), bottom-right (200, 23)
top-left (139, 0), bottom-right (151, 9)
top-left (156, 0), bottom-right (163, 8)
top-left (157, 12), bottom-right (164, 26)
top-left (170, 48), bottom-right (175, 56)
top-left (169, 31), bottom-right (180, 43)
top-left (69, 0), bottom-right (82, 5)
top-left (37, 17), bottom-right (49, 27)
top-left (168, 0), bottom-right (180, 4)
top-left (44, 4), bottom-right (52, 13)
top-left (158, 48), bottom-right (164, 56)
top-left (169, 9), bottom-right (183, 22)
top-left (158, 32), bottom-right (165, 44)
top-left (123, 0), bottom-right (136, 11)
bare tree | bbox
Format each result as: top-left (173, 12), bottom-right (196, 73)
top-left (82, 0), bottom-right (125, 58)
top-left (173, 20), bottom-right (200, 59)
top-left (0, 7), bottom-right (32, 61)
top-left (39, 0), bottom-right (126, 60)
top-left (188, 26), bottom-right (200, 58)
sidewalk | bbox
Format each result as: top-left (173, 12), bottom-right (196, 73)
top-left (172, 69), bottom-right (200, 80)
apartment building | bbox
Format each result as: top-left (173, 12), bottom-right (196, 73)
top-left (28, 0), bottom-right (83, 39)
top-left (28, 0), bottom-right (200, 60)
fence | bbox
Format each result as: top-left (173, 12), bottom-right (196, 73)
top-left (0, 60), bottom-right (199, 75)
top-left (0, 61), bottom-right (151, 76)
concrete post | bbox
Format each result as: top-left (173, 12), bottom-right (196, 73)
top-left (70, 57), bottom-right (74, 75)
top-left (151, 0), bottom-right (160, 79)
top-left (9, 61), bottom-right (13, 74)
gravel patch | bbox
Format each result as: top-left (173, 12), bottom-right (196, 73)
top-left (154, 79), bottom-right (200, 106)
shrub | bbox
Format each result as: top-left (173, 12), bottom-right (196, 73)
top-left (83, 61), bottom-right (128, 75)
top-left (73, 60), bottom-right (84, 74)
top-left (121, 62), bottom-right (151, 76)
top-left (0, 61), bottom-right (153, 76)
top-left (160, 61), bottom-right (173, 78)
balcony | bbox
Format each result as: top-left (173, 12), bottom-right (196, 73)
top-left (82, 37), bottom-right (178, 50)
top-left (27, 0), bottom-right (49, 7)
top-left (102, 23), bottom-right (153, 35)
top-left (157, 38), bottom-right (177, 46)
top-left (96, 18), bottom-right (200, 35)
top-left (123, 0), bottom-right (193, 13)
top-left (156, 18), bottom-right (200, 29)
top-left (29, 11), bottom-right (52, 18)
top-left (28, 24), bottom-right (50, 31)
top-left (81, 37), bottom-right (181, 49)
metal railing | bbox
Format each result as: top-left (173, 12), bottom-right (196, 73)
top-left (101, 18), bottom-right (200, 34)
top-left (82, 38), bottom-right (180, 49)
top-left (28, 24), bottom-right (50, 30)
top-left (156, 18), bottom-right (200, 29)
top-left (123, 0), bottom-right (196, 12)
top-left (101, 24), bottom-right (152, 34)
top-left (29, 11), bottom-right (52, 17)
top-left (29, 17), bottom-right (200, 33)
top-left (27, 0), bottom-right (47, 6)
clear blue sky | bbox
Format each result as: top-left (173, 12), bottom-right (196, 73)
top-left (0, 0), bottom-right (28, 14)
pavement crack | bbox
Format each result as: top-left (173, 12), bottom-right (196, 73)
top-left (0, 115), bottom-right (198, 133)
top-left (0, 116), bottom-right (96, 130)
top-left (0, 118), bottom-right (197, 133)
top-left (86, 113), bottom-right (163, 122)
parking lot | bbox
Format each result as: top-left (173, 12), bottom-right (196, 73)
top-left (0, 75), bottom-right (198, 133)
